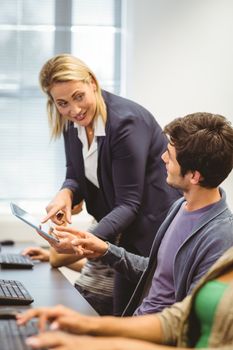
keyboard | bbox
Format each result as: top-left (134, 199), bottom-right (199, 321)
top-left (0, 254), bottom-right (34, 269)
top-left (0, 317), bottom-right (45, 350)
top-left (0, 279), bottom-right (34, 305)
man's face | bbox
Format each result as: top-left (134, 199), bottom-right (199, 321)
top-left (161, 143), bottom-right (190, 191)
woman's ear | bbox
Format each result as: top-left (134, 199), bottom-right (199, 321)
top-left (89, 76), bottom-right (97, 92)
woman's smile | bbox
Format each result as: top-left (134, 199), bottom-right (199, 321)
top-left (72, 112), bottom-right (86, 122)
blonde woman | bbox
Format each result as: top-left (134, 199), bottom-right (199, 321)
top-left (38, 54), bottom-right (181, 315)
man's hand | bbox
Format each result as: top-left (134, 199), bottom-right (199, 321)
top-left (36, 228), bottom-right (77, 254)
top-left (54, 226), bottom-right (109, 258)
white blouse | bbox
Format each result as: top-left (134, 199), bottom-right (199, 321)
top-left (74, 116), bottom-right (106, 188)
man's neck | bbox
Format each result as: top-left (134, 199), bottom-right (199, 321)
top-left (184, 187), bottom-right (221, 212)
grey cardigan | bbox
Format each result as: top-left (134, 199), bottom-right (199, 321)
top-left (101, 188), bottom-right (233, 315)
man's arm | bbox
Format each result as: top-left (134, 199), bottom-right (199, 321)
top-left (100, 243), bottom-right (149, 283)
top-left (54, 226), bottom-right (149, 283)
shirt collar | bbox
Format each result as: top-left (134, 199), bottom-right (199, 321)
top-left (74, 115), bottom-right (106, 137)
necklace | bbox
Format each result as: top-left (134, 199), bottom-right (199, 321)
top-left (86, 127), bottom-right (94, 136)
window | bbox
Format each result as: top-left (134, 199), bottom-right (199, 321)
top-left (0, 0), bottom-right (122, 202)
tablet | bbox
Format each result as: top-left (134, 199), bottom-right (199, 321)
top-left (10, 202), bottom-right (59, 243)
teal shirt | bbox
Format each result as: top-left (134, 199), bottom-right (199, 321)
top-left (194, 280), bottom-right (228, 348)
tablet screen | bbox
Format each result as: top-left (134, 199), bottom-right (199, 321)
top-left (10, 202), bottom-right (59, 243)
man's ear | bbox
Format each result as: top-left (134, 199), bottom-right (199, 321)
top-left (190, 170), bottom-right (203, 185)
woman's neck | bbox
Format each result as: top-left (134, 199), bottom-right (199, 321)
top-left (85, 125), bottom-right (94, 148)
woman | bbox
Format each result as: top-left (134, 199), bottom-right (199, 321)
top-left (38, 54), bottom-right (181, 315)
top-left (18, 246), bottom-right (233, 350)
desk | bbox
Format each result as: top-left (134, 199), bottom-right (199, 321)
top-left (0, 243), bottom-right (98, 316)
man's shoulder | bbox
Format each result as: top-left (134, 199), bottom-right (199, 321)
top-left (195, 208), bottom-right (233, 250)
top-left (207, 204), bottom-right (233, 228)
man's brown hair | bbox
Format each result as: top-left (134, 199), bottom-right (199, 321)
top-left (164, 112), bottom-right (233, 188)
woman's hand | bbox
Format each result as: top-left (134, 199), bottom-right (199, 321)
top-left (26, 332), bottom-right (121, 350)
top-left (25, 332), bottom-right (163, 350)
top-left (41, 189), bottom-right (73, 225)
top-left (26, 332), bottom-right (101, 350)
top-left (16, 305), bottom-right (96, 334)
top-left (21, 247), bottom-right (50, 261)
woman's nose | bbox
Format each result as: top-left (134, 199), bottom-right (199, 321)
top-left (70, 103), bottom-right (81, 116)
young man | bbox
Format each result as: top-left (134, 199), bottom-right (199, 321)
top-left (39, 112), bottom-right (233, 316)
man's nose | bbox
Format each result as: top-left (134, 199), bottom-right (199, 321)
top-left (161, 150), bottom-right (168, 163)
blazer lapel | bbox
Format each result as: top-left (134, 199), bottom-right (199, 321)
top-left (97, 136), bottom-right (105, 187)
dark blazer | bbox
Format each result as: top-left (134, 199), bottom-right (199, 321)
top-left (61, 90), bottom-right (181, 257)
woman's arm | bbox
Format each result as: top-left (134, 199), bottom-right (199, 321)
top-left (60, 125), bottom-right (84, 207)
top-left (26, 333), bottom-right (170, 350)
top-left (17, 306), bottom-right (164, 344)
top-left (25, 331), bottom-right (233, 350)
top-left (21, 247), bottom-right (50, 261)
top-left (18, 298), bottom-right (193, 346)
top-left (49, 247), bottom-right (86, 270)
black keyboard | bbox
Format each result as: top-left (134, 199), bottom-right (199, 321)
top-left (0, 254), bottom-right (34, 269)
top-left (0, 279), bottom-right (34, 305)
top-left (0, 317), bottom-right (45, 350)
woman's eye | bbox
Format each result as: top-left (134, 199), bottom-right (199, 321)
top-left (75, 94), bottom-right (84, 101)
top-left (58, 101), bottom-right (67, 108)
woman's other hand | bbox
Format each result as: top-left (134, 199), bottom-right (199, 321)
top-left (25, 332), bottom-right (160, 350)
top-left (21, 247), bottom-right (50, 261)
top-left (25, 332), bottom-right (123, 350)
top-left (16, 305), bottom-right (95, 334)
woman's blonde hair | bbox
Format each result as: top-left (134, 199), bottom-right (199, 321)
top-left (39, 54), bottom-right (106, 139)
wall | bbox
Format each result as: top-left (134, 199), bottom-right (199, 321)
top-left (1, 1), bottom-right (233, 241)
top-left (124, 0), bottom-right (233, 209)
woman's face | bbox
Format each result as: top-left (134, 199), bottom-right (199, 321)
top-left (50, 80), bottom-right (97, 128)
